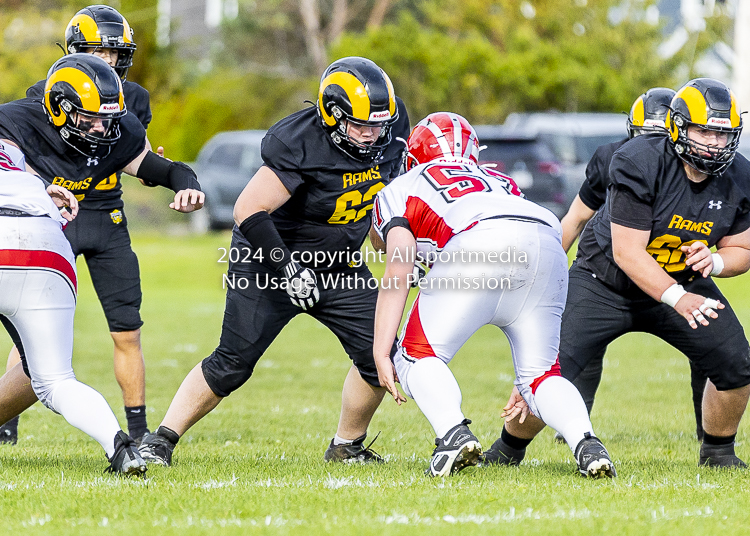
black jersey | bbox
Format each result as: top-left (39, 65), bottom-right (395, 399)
top-left (577, 134), bottom-right (750, 292)
top-left (578, 138), bottom-right (628, 210)
top-left (0, 98), bottom-right (146, 211)
top-left (233, 98), bottom-right (410, 272)
top-left (26, 79), bottom-right (152, 130)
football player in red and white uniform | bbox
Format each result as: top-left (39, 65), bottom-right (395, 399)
top-left (0, 141), bottom-right (146, 475)
top-left (371, 112), bottom-right (615, 478)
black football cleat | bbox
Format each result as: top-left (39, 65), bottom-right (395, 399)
top-left (324, 433), bottom-right (384, 464)
top-left (0, 416), bottom-right (19, 445)
top-left (427, 419), bottom-right (482, 477)
top-left (700, 442), bottom-right (747, 468)
top-left (480, 436), bottom-right (525, 466)
top-left (138, 426), bottom-right (179, 466)
top-left (106, 431), bottom-right (147, 476)
top-left (575, 432), bottom-right (616, 478)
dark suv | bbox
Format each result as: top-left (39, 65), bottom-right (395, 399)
top-left (501, 113), bottom-right (626, 208)
top-left (474, 125), bottom-right (566, 218)
top-left (192, 130), bottom-right (265, 229)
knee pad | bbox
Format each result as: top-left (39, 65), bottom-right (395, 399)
top-left (104, 304), bottom-right (143, 332)
top-left (348, 349), bottom-right (381, 388)
top-left (201, 352), bottom-right (254, 398)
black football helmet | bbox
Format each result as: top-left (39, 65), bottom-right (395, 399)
top-left (43, 53), bottom-right (127, 159)
top-left (627, 87), bottom-right (675, 138)
top-left (317, 57), bottom-right (398, 162)
top-left (65, 5), bottom-right (136, 80)
top-left (667, 78), bottom-right (743, 176)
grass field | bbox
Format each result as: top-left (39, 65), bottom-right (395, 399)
top-left (2, 229), bottom-right (750, 535)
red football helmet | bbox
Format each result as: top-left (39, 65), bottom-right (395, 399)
top-left (405, 112), bottom-right (479, 170)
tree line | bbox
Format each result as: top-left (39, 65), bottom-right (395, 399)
top-left (0, 0), bottom-right (733, 161)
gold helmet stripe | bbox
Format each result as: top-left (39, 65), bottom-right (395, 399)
top-left (319, 72), bottom-right (370, 127)
top-left (44, 67), bottom-right (101, 126)
top-left (122, 17), bottom-right (134, 44)
top-left (667, 109), bottom-right (678, 142)
top-left (383, 71), bottom-right (396, 117)
top-left (676, 86), bottom-right (708, 125)
top-left (67, 14), bottom-right (101, 43)
top-left (116, 77), bottom-right (125, 110)
top-left (630, 96), bottom-right (645, 127)
top-left (729, 91), bottom-right (741, 127)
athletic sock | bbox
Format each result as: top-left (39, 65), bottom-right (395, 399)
top-left (501, 425), bottom-right (532, 450)
top-left (50, 378), bottom-right (122, 457)
top-left (531, 375), bottom-right (595, 454)
top-left (333, 434), bottom-right (358, 446)
top-left (405, 357), bottom-right (465, 439)
top-left (703, 432), bottom-right (736, 446)
top-left (125, 405), bottom-right (148, 440)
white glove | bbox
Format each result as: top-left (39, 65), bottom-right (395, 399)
top-left (282, 261), bottom-right (320, 310)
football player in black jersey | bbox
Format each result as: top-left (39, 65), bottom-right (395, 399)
top-left (554, 88), bottom-right (683, 441)
top-left (0, 54), bottom-right (204, 447)
top-left (137, 57), bottom-right (410, 467)
top-left (492, 78), bottom-right (750, 469)
top-left (0, 6), bottom-right (161, 446)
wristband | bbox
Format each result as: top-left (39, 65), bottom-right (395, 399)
top-left (660, 283), bottom-right (687, 308)
top-left (710, 253), bottom-right (724, 276)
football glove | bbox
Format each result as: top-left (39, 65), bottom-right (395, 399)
top-left (282, 260), bottom-right (320, 310)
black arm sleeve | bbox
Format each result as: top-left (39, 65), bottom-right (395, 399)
top-left (136, 151), bottom-right (201, 192)
top-left (238, 211), bottom-right (292, 272)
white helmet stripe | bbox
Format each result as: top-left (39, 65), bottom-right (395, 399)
top-left (426, 120), bottom-right (452, 157)
top-left (450, 114), bottom-right (463, 158)
top-left (462, 122), bottom-right (477, 160)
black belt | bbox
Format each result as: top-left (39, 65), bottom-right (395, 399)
top-left (0, 208), bottom-right (32, 217)
top-left (481, 215), bottom-right (553, 228)
top-left (0, 208), bottom-right (49, 218)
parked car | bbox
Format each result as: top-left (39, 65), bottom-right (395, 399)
top-left (501, 112), bottom-right (627, 207)
top-left (474, 125), bottom-right (567, 218)
top-left (193, 130), bottom-right (266, 229)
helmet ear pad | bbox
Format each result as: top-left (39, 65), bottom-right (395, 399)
top-left (44, 82), bottom-right (83, 128)
top-left (322, 86), bottom-right (350, 125)
top-left (44, 87), bottom-right (67, 127)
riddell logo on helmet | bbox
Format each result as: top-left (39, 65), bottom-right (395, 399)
top-left (369, 111), bottom-right (391, 121)
top-left (707, 117), bottom-right (731, 127)
top-left (99, 103), bottom-right (121, 113)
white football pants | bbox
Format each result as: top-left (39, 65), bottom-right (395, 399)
top-left (395, 219), bottom-right (594, 446)
top-left (0, 216), bottom-right (121, 456)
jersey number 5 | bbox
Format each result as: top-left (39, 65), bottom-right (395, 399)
top-left (423, 165), bottom-right (491, 203)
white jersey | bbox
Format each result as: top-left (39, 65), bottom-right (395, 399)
top-left (0, 141), bottom-right (66, 225)
top-left (0, 141), bottom-right (76, 294)
top-left (373, 158), bottom-right (561, 257)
